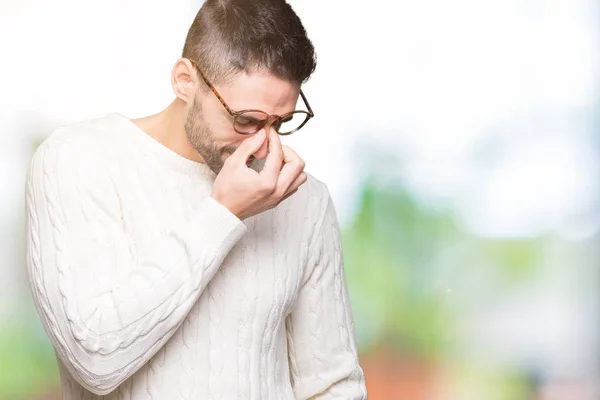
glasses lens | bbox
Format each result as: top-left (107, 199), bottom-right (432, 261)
top-left (234, 111), bottom-right (269, 134)
top-left (278, 112), bottom-right (310, 135)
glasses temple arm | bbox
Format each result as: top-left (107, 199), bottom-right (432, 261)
top-left (300, 90), bottom-right (314, 117)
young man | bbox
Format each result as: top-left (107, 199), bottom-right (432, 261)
top-left (25, 0), bottom-right (366, 398)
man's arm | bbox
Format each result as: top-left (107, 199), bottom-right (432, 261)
top-left (25, 139), bottom-right (247, 395)
top-left (286, 181), bottom-right (367, 399)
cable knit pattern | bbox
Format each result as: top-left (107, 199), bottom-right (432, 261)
top-left (25, 113), bottom-right (366, 399)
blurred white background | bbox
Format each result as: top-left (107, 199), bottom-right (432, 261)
top-left (1, 0), bottom-right (599, 399)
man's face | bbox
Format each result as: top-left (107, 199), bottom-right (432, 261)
top-left (184, 71), bottom-right (300, 174)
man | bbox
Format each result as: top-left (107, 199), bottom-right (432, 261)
top-left (25, 0), bottom-right (366, 398)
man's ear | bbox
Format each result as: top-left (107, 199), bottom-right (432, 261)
top-left (171, 58), bottom-right (197, 103)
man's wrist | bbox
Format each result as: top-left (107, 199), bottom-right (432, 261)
top-left (210, 194), bottom-right (242, 220)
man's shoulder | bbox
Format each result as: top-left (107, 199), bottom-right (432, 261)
top-left (286, 172), bottom-right (332, 217)
top-left (302, 172), bottom-right (329, 198)
top-left (34, 114), bottom-right (126, 164)
top-left (30, 114), bottom-right (126, 179)
top-left (40, 114), bottom-right (122, 151)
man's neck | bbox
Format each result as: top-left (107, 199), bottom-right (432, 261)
top-left (132, 99), bottom-right (204, 164)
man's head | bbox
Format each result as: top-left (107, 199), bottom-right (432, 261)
top-left (172, 0), bottom-right (316, 174)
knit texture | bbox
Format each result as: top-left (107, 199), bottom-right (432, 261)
top-left (25, 113), bottom-right (366, 399)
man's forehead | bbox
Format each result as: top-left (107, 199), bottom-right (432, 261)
top-left (219, 71), bottom-right (301, 113)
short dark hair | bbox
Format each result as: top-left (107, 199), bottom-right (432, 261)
top-left (182, 0), bottom-right (316, 86)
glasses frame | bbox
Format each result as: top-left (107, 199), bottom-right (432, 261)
top-left (187, 60), bottom-right (314, 136)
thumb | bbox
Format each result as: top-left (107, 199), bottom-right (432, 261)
top-left (232, 130), bottom-right (267, 161)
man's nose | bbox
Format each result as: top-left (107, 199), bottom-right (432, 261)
top-left (253, 126), bottom-right (275, 160)
top-left (263, 115), bottom-right (281, 133)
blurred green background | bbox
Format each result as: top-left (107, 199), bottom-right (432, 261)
top-left (1, 0), bottom-right (599, 399)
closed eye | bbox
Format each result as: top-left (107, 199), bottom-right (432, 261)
top-left (237, 116), bottom-right (264, 125)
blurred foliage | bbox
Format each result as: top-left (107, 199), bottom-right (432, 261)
top-left (441, 362), bottom-right (537, 400)
top-left (0, 312), bottom-right (59, 399)
top-left (342, 178), bottom-right (458, 358)
top-left (342, 173), bottom-right (546, 362)
top-left (472, 238), bottom-right (546, 283)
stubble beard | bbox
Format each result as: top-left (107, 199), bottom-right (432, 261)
top-left (184, 98), bottom-right (236, 175)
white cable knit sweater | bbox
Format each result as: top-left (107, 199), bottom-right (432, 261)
top-left (25, 113), bottom-right (366, 399)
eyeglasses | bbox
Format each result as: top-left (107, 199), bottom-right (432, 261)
top-left (187, 60), bottom-right (314, 136)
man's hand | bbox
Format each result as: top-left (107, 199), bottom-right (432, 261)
top-left (211, 128), bottom-right (307, 220)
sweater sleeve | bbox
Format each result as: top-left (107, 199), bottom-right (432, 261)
top-left (286, 182), bottom-right (367, 399)
top-left (25, 140), bottom-right (247, 395)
